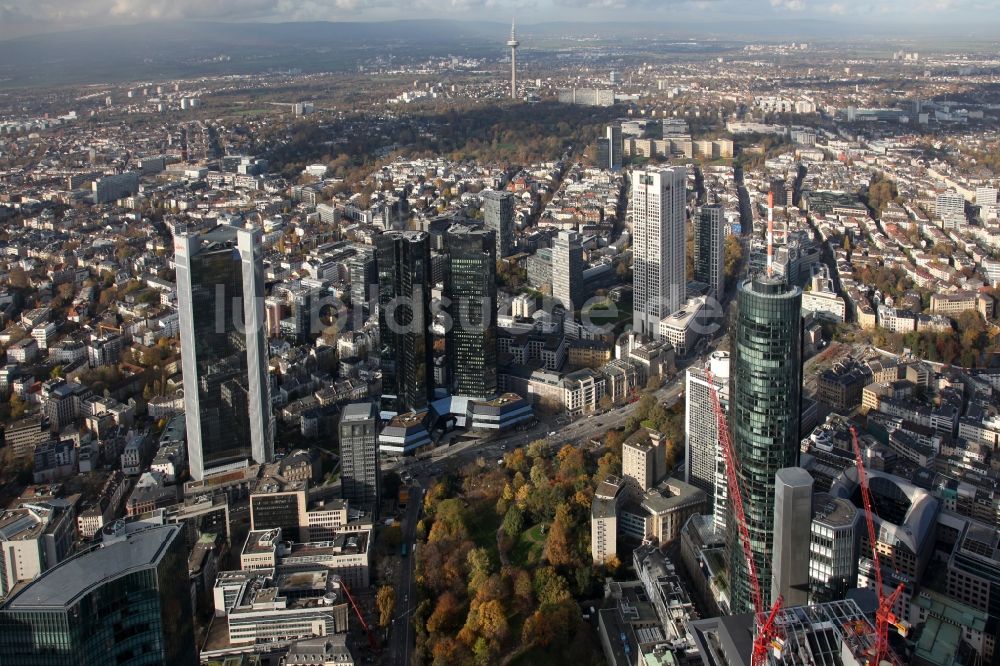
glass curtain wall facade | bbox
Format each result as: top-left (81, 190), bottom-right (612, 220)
top-left (0, 525), bottom-right (196, 666)
top-left (694, 204), bottom-right (725, 299)
top-left (445, 226), bottom-right (497, 399)
top-left (176, 226), bottom-right (272, 481)
top-left (727, 275), bottom-right (802, 613)
top-left (482, 190), bottom-right (514, 259)
top-left (376, 230), bottom-right (433, 413)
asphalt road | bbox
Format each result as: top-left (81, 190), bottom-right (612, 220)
top-left (387, 485), bottom-right (423, 666)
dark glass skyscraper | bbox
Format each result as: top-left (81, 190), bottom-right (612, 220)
top-left (444, 226), bottom-right (497, 399)
top-left (339, 401), bottom-right (381, 518)
top-left (727, 275), bottom-right (802, 613)
top-left (175, 226), bottom-right (272, 481)
top-left (0, 525), bottom-right (196, 666)
top-left (482, 190), bottom-right (515, 259)
top-left (377, 230), bottom-right (433, 413)
top-left (695, 204), bottom-right (725, 299)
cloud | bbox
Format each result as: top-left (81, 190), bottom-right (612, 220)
top-left (551, 0), bottom-right (719, 6)
top-left (0, 0), bottom-right (994, 40)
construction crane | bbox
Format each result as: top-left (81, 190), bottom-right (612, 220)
top-left (340, 578), bottom-right (381, 654)
top-left (849, 426), bottom-right (910, 666)
top-left (705, 367), bottom-right (784, 666)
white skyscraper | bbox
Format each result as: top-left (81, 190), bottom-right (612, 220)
top-left (685, 351), bottom-right (729, 534)
top-left (632, 166), bottom-right (687, 339)
top-left (552, 230), bottom-right (583, 312)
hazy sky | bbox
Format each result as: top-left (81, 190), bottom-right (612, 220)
top-left (0, 0), bottom-right (996, 40)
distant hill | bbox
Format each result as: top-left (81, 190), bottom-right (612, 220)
top-left (0, 17), bottom-right (975, 89)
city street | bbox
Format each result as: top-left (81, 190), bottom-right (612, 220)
top-left (386, 485), bottom-right (423, 666)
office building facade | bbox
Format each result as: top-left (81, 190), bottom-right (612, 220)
top-left (176, 226), bottom-right (272, 482)
top-left (632, 167), bottom-right (687, 339)
top-left (482, 190), bottom-right (515, 259)
top-left (376, 230), bottom-right (433, 413)
top-left (607, 124), bottom-right (623, 171)
top-left (808, 494), bottom-right (859, 604)
top-left (347, 246), bottom-right (376, 315)
top-left (551, 230), bottom-right (584, 313)
top-left (685, 351), bottom-right (730, 534)
top-left (727, 275), bottom-right (803, 613)
top-left (694, 204), bottom-right (725, 299)
top-left (0, 525), bottom-right (196, 666)
top-left (445, 226), bottom-right (498, 399)
top-left (339, 402), bottom-right (381, 518)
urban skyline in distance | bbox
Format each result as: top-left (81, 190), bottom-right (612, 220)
top-left (0, 6), bottom-right (999, 666)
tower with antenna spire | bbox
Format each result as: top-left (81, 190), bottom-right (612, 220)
top-left (507, 19), bottom-right (519, 100)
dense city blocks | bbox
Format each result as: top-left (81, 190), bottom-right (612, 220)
top-left (1, 9), bottom-right (999, 666)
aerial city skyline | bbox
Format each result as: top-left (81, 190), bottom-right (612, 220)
top-left (0, 10), bottom-right (998, 666)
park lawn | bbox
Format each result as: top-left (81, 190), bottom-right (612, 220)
top-left (511, 523), bottom-right (546, 568)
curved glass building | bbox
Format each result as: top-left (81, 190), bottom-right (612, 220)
top-left (0, 525), bottom-right (196, 666)
top-left (727, 275), bottom-right (802, 613)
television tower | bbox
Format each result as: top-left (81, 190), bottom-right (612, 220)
top-left (507, 19), bottom-right (519, 100)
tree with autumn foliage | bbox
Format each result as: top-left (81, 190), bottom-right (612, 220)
top-left (376, 586), bottom-right (395, 628)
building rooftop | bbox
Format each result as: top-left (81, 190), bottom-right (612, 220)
top-left (0, 508), bottom-right (46, 541)
top-left (385, 410), bottom-right (427, 430)
top-left (764, 599), bottom-right (881, 666)
top-left (340, 401), bottom-right (377, 422)
top-left (5, 525), bottom-right (179, 610)
top-left (830, 467), bottom-right (939, 555)
top-left (811, 493), bottom-right (858, 528)
top-left (641, 477), bottom-right (706, 515)
top-left (284, 635), bottom-right (353, 665)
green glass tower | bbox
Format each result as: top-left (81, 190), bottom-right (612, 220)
top-left (727, 275), bottom-right (802, 614)
top-left (0, 525), bottom-right (196, 666)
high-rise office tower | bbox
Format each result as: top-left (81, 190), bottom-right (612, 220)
top-left (607, 124), bottom-right (623, 171)
top-left (771, 467), bottom-right (814, 608)
top-left (551, 230), bottom-right (584, 313)
top-left (685, 351), bottom-right (729, 534)
top-left (445, 226), bottom-right (497, 399)
top-left (0, 524), bottom-right (197, 666)
top-left (348, 246), bottom-right (377, 316)
top-left (339, 402), bottom-right (381, 518)
top-left (176, 226), bottom-right (272, 482)
top-left (727, 274), bottom-right (803, 613)
top-left (376, 230), bottom-right (433, 413)
top-left (482, 190), bottom-right (515, 260)
top-left (695, 204), bottom-right (726, 299)
top-left (632, 167), bottom-right (687, 339)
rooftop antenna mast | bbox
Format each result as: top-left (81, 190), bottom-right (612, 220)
top-left (767, 191), bottom-right (775, 277)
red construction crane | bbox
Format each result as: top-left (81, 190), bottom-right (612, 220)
top-left (849, 426), bottom-right (910, 666)
top-left (340, 578), bottom-right (381, 654)
top-left (705, 368), bottom-right (784, 666)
